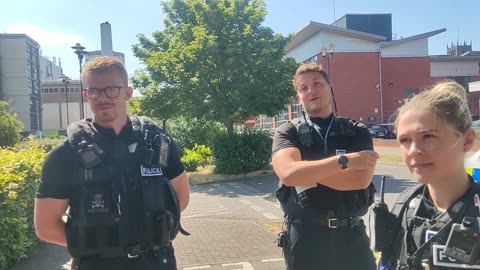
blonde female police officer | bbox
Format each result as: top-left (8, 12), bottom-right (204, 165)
top-left (378, 81), bottom-right (480, 270)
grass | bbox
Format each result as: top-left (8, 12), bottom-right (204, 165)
top-left (379, 155), bottom-right (403, 164)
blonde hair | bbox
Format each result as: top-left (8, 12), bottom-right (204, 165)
top-left (81, 56), bottom-right (128, 87)
top-left (292, 63), bottom-right (330, 91)
top-left (395, 81), bottom-right (472, 133)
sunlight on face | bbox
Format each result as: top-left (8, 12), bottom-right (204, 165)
top-left (295, 72), bottom-right (331, 117)
top-left (396, 109), bottom-right (465, 184)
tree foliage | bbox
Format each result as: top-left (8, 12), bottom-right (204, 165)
top-left (133, 0), bottom-right (298, 133)
top-left (166, 116), bottom-right (224, 150)
top-left (0, 101), bottom-right (23, 147)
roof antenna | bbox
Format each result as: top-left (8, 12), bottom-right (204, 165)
top-left (333, 0), bottom-right (336, 22)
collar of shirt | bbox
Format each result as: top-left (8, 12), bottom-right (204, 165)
top-left (93, 118), bottom-right (133, 140)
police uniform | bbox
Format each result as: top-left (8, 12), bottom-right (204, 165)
top-left (272, 113), bottom-right (376, 270)
top-left (379, 178), bottom-right (480, 270)
top-left (37, 117), bottom-right (185, 270)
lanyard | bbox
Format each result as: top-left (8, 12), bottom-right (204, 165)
top-left (307, 116), bottom-right (335, 153)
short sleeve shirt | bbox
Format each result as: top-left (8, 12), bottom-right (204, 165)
top-left (36, 119), bottom-right (185, 199)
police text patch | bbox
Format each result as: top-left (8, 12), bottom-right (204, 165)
top-left (432, 245), bottom-right (480, 269)
top-left (141, 165), bottom-right (163, 176)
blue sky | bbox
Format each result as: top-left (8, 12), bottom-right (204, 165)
top-left (1, 0), bottom-right (479, 80)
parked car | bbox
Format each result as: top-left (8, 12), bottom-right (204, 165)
top-left (368, 123), bottom-right (396, 139)
top-left (368, 125), bottom-right (387, 138)
top-left (377, 123), bottom-right (396, 139)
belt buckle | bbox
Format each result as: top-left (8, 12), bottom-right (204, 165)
top-left (328, 218), bottom-right (337, 229)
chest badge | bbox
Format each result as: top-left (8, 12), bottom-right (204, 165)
top-left (141, 165), bottom-right (163, 176)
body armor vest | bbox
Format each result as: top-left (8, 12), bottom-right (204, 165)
top-left (276, 116), bottom-right (375, 219)
top-left (381, 181), bottom-right (480, 270)
top-left (64, 116), bottom-right (183, 258)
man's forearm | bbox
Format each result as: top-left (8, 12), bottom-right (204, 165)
top-left (279, 159), bottom-right (375, 190)
top-left (317, 168), bottom-right (374, 191)
top-left (279, 155), bottom-right (343, 186)
top-left (37, 220), bottom-right (67, 247)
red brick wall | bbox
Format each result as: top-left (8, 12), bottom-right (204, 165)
top-left (319, 52), bottom-right (381, 125)
top-left (381, 57), bottom-right (431, 122)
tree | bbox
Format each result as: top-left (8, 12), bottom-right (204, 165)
top-left (0, 101), bottom-right (23, 147)
top-left (133, 0), bottom-right (298, 133)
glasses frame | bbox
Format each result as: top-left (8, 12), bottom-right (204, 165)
top-left (84, 86), bottom-right (126, 100)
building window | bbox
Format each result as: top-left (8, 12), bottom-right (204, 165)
top-left (261, 115), bottom-right (273, 129)
top-left (75, 88), bottom-right (80, 92)
top-left (276, 108), bottom-right (288, 127)
top-left (291, 99), bottom-right (303, 120)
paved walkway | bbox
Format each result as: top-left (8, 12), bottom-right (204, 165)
top-left (9, 145), bottom-right (408, 270)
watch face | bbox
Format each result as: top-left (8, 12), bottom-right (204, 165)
top-left (338, 155), bottom-right (348, 165)
top-left (338, 155), bottom-right (348, 169)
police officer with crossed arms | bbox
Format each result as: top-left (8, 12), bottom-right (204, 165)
top-left (272, 63), bottom-right (379, 270)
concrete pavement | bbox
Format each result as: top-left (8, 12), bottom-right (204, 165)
top-left (8, 146), bottom-right (411, 270)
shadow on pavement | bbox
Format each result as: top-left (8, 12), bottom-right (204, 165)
top-left (191, 173), bottom-right (416, 203)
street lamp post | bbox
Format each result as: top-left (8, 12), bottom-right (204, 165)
top-left (321, 44), bottom-right (335, 75)
top-left (60, 75), bottom-right (71, 126)
top-left (72, 43), bottom-right (87, 119)
top-left (321, 44), bottom-right (336, 112)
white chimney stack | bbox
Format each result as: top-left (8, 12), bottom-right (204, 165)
top-left (100, 22), bottom-right (113, 56)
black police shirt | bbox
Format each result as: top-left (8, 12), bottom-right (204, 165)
top-left (272, 113), bottom-right (373, 159)
top-left (37, 120), bottom-right (185, 199)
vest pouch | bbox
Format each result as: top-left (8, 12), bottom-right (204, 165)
top-left (148, 211), bottom-right (174, 249)
top-left (66, 184), bottom-right (125, 257)
top-left (343, 187), bottom-right (373, 217)
top-left (297, 189), bottom-right (316, 208)
top-left (141, 177), bottom-right (180, 245)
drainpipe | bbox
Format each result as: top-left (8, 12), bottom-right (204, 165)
top-left (378, 49), bottom-right (384, 123)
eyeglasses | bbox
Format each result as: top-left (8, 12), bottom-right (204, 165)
top-left (84, 86), bottom-right (125, 100)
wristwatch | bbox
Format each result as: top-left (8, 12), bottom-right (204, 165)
top-left (337, 154), bottom-right (348, 170)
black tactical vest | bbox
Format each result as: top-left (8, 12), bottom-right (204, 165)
top-left (64, 116), bottom-right (182, 258)
top-left (381, 180), bottom-right (480, 270)
top-left (276, 116), bottom-right (375, 219)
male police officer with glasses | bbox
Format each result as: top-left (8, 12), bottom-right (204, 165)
top-left (34, 56), bottom-right (190, 270)
top-left (272, 63), bottom-right (379, 270)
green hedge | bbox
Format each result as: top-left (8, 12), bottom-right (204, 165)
top-left (181, 144), bottom-right (214, 172)
top-left (167, 116), bottom-right (224, 151)
top-left (0, 140), bottom-right (47, 270)
top-left (212, 129), bottom-right (272, 175)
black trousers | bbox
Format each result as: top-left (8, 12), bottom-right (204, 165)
top-left (72, 247), bottom-right (177, 270)
top-left (283, 221), bottom-right (376, 270)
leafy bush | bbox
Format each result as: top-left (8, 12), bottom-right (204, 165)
top-left (0, 139), bottom-right (47, 269)
top-left (167, 116), bottom-right (224, 151)
top-left (212, 128), bottom-right (272, 174)
top-left (181, 144), bottom-right (214, 172)
top-left (0, 101), bottom-right (23, 147)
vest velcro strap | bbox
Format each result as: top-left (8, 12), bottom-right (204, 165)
top-left (289, 216), bottom-right (362, 228)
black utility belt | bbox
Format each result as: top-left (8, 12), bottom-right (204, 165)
top-left (288, 216), bottom-right (362, 229)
